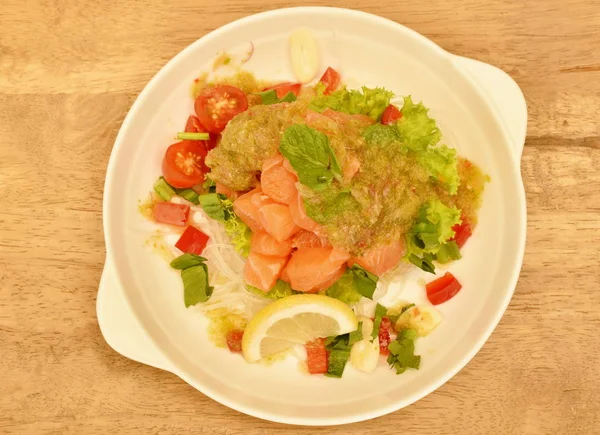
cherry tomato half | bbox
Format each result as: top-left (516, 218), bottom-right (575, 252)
top-left (263, 82), bottom-right (302, 98)
top-left (319, 67), bottom-right (341, 95)
top-left (194, 85), bottom-right (248, 134)
top-left (161, 140), bottom-right (208, 189)
top-left (184, 115), bottom-right (219, 151)
top-left (381, 104), bottom-right (403, 125)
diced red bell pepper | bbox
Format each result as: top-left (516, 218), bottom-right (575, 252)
top-left (153, 202), bottom-right (189, 226)
top-left (175, 225), bottom-right (210, 255)
top-left (305, 338), bottom-right (328, 374)
top-left (426, 272), bottom-right (463, 305)
top-left (381, 104), bottom-right (402, 125)
top-left (378, 317), bottom-right (393, 355)
top-left (450, 216), bottom-right (472, 248)
top-left (319, 67), bottom-right (341, 95)
top-left (226, 330), bottom-right (244, 353)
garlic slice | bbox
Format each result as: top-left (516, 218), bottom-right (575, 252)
top-left (395, 305), bottom-right (443, 337)
top-left (350, 317), bottom-right (380, 373)
top-left (289, 28), bottom-right (320, 83)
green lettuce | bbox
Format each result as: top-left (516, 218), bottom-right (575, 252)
top-left (279, 124), bottom-right (342, 191)
top-left (395, 96), bottom-right (441, 150)
top-left (417, 144), bottom-right (460, 194)
top-left (309, 86), bottom-right (394, 121)
top-left (198, 193), bottom-right (251, 257)
top-left (246, 280), bottom-right (298, 300)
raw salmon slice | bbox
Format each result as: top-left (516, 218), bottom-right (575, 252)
top-left (233, 186), bottom-right (274, 233)
top-left (215, 182), bottom-right (239, 200)
top-left (283, 247), bottom-right (351, 293)
top-left (291, 230), bottom-right (331, 249)
top-left (282, 157), bottom-right (297, 177)
top-left (261, 155), bottom-right (298, 204)
top-left (244, 251), bottom-right (288, 292)
top-left (258, 203), bottom-right (300, 243)
top-left (322, 108), bottom-right (375, 126)
top-left (251, 231), bottom-right (293, 257)
top-left (289, 191), bottom-right (321, 233)
top-left (348, 240), bottom-right (405, 276)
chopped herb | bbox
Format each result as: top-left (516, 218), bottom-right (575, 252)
top-left (259, 89), bottom-right (298, 105)
top-left (350, 264), bottom-right (378, 299)
top-left (153, 176), bottom-right (176, 201)
top-left (323, 322), bottom-right (363, 378)
top-left (177, 188), bottom-right (199, 205)
top-left (386, 329), bottom-right (421, 375)
top-left (309, 86), bottom-right (394, 121)
top-left (325, 349), bottom-right (351, 378)
top-left (199, 193), bottom-right (227, 221)
top-left (176, 132), bottom-right (210, 141)
top-left (170, 253), bottom-right (208, 270)
top-left (371, 303), bottom-right (388, 341)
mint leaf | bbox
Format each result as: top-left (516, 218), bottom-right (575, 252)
top-left (279, 124), bottom-right (342, 191)
top-left (181, 263), bottom-right (213, 307)
top-left (310, 86), bottom-right (394, 121)
top-left (386, 329), bottom-right (421, 375)
top-left (170, 253), bottom-right (208, 270)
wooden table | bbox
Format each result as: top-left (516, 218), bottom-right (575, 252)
top-left (1, 1), bottom-right (599, 433)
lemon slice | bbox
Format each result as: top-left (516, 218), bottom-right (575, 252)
top-left (242, 294), bottom-right (358, 363)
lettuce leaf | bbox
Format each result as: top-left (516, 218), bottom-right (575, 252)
top-left (417, 144), bottom-right (460, 195)
top-left (396, 96), bottom-right (441, 150)
top-left (279, 124), bottom-right (342, 191)
top-left (309, 86), bottom-right (394, 121)
top-left (199, 192), bottom-right (251, 257)
top-left (246, 280), bottom-right (298, 299)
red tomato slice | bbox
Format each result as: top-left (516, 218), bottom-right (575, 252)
top-left (426, 272), bottom-right (463, 305)
top-left (225, 330), bottom-right (244, 353)
top-left (263, 82), bottom-right (302, 98)
top-left (450, 216), bottom-right (472, 248)
top-left (381, 104), bottom-right (402, 125)
top-left (194, 85), bottom-right (248, 134)
top-left (319, 67), bottom-right (341, 95)
top-left (378, 317), bottom-right (393, 355)
top-left (152, 202), bottom-right (189, 227)
top-left (185, 115), bottom-right (219, 151)
top-left (161, 140), bottom-right (208, 189)
top-left (305, 338), bottom-right (328, 374)
top-left (175, 226), bottom-right (210, 255)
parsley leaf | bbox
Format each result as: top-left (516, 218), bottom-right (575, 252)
top-left (386, 329), bottom-right (421, 375)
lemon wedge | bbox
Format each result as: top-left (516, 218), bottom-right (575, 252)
top-left (242, 294), bottom-right (358, 363)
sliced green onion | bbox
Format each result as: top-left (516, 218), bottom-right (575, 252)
top-left (170, 253), bottom-right (208, 270)
top-left (177, 188), bottom-right (199, 205)
top-left (258, 89), bottom-right (279, 105)
top-left (371, 303), bottom-right (388, 341)
top-left (325, 349), bottom-right (350, 378)
top-left (153, 176), bottom-right (176, 201)
top-left (177, 132), bottom-right (210, 141)
top-left (350, 264), bottom-right (378, 299)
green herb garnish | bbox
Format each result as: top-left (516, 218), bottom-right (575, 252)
top-left (371, 303), bottom-right (388, 341)
top-left (386, 329), bottom-right (421, 375)
top-left (176, 132), bottom-right (210, 141)
top-left (170, 253), bottom-right (213, 307)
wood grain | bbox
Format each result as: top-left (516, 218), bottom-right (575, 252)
top-left (1, 0), bottom-right (599, 433)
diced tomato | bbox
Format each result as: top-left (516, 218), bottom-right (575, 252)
top-left (194, 85), bottom-right (248, 134)
top-left (226, 330), bottom-right (244, 353)
top-left (378, 317), bottom-right (393, 355)
top-left (152, 202), bottom-right (189, 226)
top-left (184, 115), bottom-right (219, 151)
top-left (450, 216), bottom-right (472, 248)
top-left (162, 140), bottom-right (209, 189)
top-left (305, 338), bottom-right (328, 374)
top-left (319, 67), bottom-right (341, 95)
top-left (175, 226), bottom-right (210, 255)
top-left (426, 272), bottom-right (463, 305)
top-left (263, 82), bottom-right (302, 98)
top-left (381, 104), bottom-right (402, 125)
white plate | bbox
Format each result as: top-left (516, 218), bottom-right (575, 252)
top-left (98, 7), bottom-right (527, 426)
